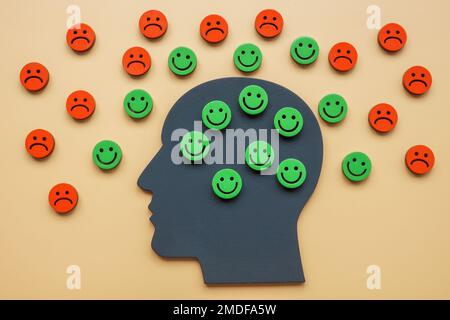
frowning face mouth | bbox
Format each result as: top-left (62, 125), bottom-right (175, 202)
top-left (259, 22), bottom-right (278, 30)
top-left (144, 23), bottom-right (162, 31)
top-left (374, 117), bottom-right (393, 125)
top-left (29, 142), bottom-right (48, 151)
top-left (24, 75), bottom-right (43, 83)
top-left (127, 60), bottom-right (146, 69)
top-left (334, 56), bottom-right (353, 64)
top-left (205, 27), bottom-right (224, 35)
top-left (409, 79), bottom-right (428, 87)
top-left (384, 36), bottom-right (403, 44)
top-left (71, 36), bottom-right (90, 44)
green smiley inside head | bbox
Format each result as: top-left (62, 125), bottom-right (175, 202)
top-left (290, 36), bottom-right (320, 65)
top-left (212, 168), bottom-right (243, 200)
top-left (233, 43), bottom-right (262, 73)
top-left (123, 89), bottom-right (153, 119)
top-left (274, 107), bottom-right (304, 138)
top-left (168, 46), bottom-right (197, 76)
top-left (201, 100), bottom-right (232, 130)
top-left (238, 85), bottom-right (269, 116)
top-left (276, 158), bottom-right (307, 189)
top-left (180, 131), bottom-right (210, 162)
top-left (245, 140), bottom-right (274, 171)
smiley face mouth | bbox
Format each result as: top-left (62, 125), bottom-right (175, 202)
top-left (277, 120), bottom-right (299, 133)
top-left (294, 48), bottom-right (316, 60)
top-left (70, 104), bottom-right (89, 112)
top-left (144, 23), bottom-right (162, 31)
top-left (334, 56), bottom-right (353, 64)
top-left (346, 162), bottom-right (367, 177)
top-left (259, 22), bottom-right (279, 30)
top-left (384, 36), bottom-right (403, 44)
top-left (249, 153), bottom-right (271, 167)
top-left (410, 159), bottom-right (429, 167)
top-left (205, 27), bottom-right (224, 36)
top-left (171, 58), bottom-right (193, 71)
top-left (206, 113), bottom-right (228, 126)
top-left (54, 197), bottom-right (73, 206)
top-left (96, 153), bottom-right (118, 165)
top-left (127, 60), bottom-right (146, 69)
top-left (323, 106), bottom-right (344, 119)
top-left (216, 183), bottom-right (238, 195)
top-left (127, 102), bottom-right (148, 114)
top-left (29, 143), bottom-right (48, 151)
top-left (237, 56), bottom-right (258, 68)
top-left (71, 36), bottom-right (90, 44)
top-left (281, 172), bottom-right (302, 185)
top-left (242, 97), bottom-right (264, 110)
top-left (184, 144), bottom-right (207, 157)
top-left (374, 117), bottom-right (393, 125)
top-left (24, 76), bottom-right (43, 83)
top-left (409, 79), bottom-right (428, 87)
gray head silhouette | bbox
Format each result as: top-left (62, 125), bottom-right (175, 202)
top-left (138, 77), bottom-right (323, 284)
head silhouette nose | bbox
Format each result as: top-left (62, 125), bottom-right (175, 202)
top-left (138, 149), bottom-right (162, 192)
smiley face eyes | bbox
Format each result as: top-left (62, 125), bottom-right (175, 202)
top-left (240, 50), bottom-right (256, 55)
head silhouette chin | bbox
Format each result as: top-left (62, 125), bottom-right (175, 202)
top-left (138, 77), bottom-right (323, 284)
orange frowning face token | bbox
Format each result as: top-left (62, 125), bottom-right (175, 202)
top-left (66, 90), bottom-right (96, 120)
top-left (20, 62), bottom-right (49, 92)
top-left (405, 145), bottom-right (435, 175)
top-left (403, 66), bottom-right (432, 95)
top-left (139, 10), bottom-right (168, 39)
top-left (378, 23), bottom-right (407, 52)
top-left (200, 14), bottom-right (228, 43)
top-left (255, 9), bottom-right (283, 38)
top-left (328, 42), bottom-right (358, 72)
top-left (66, 23), bottom-right (96, 53)
top-left (122, 47), bottom-right (151, 76)
top-left (25, 129), bottom-right (55, 159)
top-left (368, 103), bottom-right (398, 134)
top-left (48, 183), bottom-right (78, 214)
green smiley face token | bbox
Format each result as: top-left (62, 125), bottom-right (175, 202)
top-left (238, 85), bottom-right (269, 116)
top-left (180, 131), bottom-right (210, 162)
top-left (212, 168), bottom-right (243, 200)
top-left (93, 140), bottom-right (123, 170)
top-left (124, 89), bottom-right (153, 119)
top-left (318, 94), bottom-right (348, 124)
top-left (342, 152), bottom-right (372, 182)
top-left (168, 47), bottom-right (197, 76)
top-left (290, 36), bottom-right (320, 65)
top-left (202, 100), bottom-right (232, 130)
top-left (233, 43), bottom-right (262, 73)
top-left (274, 107), bottom-right (304, 138)
top-left (277, 158), bottom-right (307, 189)
top-left (245, 141), bottom-right (274, 171)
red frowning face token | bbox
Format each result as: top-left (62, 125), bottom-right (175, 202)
top-left (48, 183), bottom-right (78, 214)
top-left (66, 90), bottom-right (96, 120)
top-left (139, 10), bottom-right (168, 39)
top-left (378, 23), bottom-right (407, 52)
top-left (328, 42), bottom-right (358, 72)
top-left (66, 23), bottom-right (96, 52)
top-left (25, 129), bottom-right (55, 159)
top-left (403, 66), bottom-right (432, 95)
top-left (405, 145), bottom-right (435, 175)
top-left (200, 14), bottom-right (228, 43)
top-left (122, 47), bottom-right (151, 76)
top-left (368, 103), bottom-right (398, 133)
top-left (20, 62), bottom-right (49, 92)
top-left (255, 9), bottom-right (283, 38)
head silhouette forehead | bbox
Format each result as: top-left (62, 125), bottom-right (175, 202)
top-left (138, 77), bottom-right (323, 283)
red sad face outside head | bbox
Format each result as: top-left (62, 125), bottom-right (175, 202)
top-left (20, 62), bottom-right (49, 92)
top-left (378, 23), bottom-right (407, 52)
top-left (200, 14), bottom-right (228, 43)
top-left (25, 129), bottom-right (55, 159)
top-left (48, 183), bottom-right (78, 214)
top-left (368, 103), bottom-right (398, 133)
top-left (139, 10), bottom-right (168, 39)
top-left (328, 42), bottom-right (358, 72)
top-left (255, 9), bottom-right (283, 38)
top-left (403, 66), bottom-right (432, 95)
top-left (66, 90), bottom-right (96, 120)
top-left (122, 47), bottom-right (151, 76)
top-left (66, 23), bottom-right (96, 52)
top-left (405, 145), bottom-right (435, 175)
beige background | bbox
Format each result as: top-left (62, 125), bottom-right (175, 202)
top-left (1, 0), bottom-right (449, 299)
